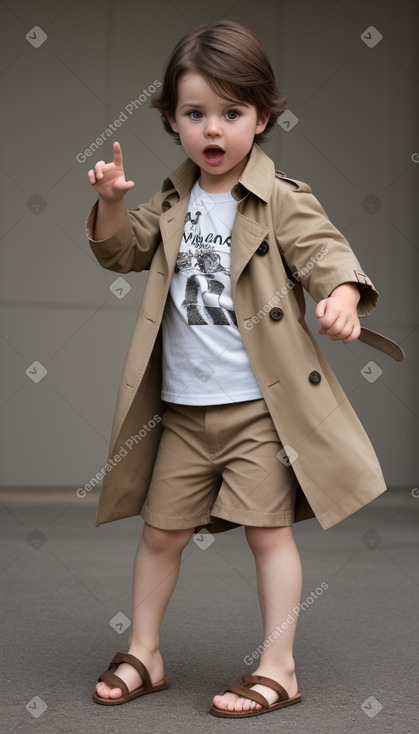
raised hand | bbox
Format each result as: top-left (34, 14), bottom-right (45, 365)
top-left (87, 141), bottom-right (135, 202)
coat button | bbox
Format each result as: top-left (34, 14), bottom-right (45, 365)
top-left (256, 240), bottom-right (269, 255)
top-left (309, 370), bottom-right (321, 384)
top-left (269, 307), bottom-right (284, 321)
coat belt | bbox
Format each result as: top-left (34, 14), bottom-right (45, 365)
top-left (359, 327), bottom-right (405, 361)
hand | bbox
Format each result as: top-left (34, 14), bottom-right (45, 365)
top-left (315, 283), bottom-right (361, 343)
top-left (87, 141), bottom-right (135, 202)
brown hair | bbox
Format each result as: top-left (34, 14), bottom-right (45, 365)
top-left (151, 19), bottom-right (287, 145)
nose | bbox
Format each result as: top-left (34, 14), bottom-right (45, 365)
top-left (204, 116), bottom-right (222, 137)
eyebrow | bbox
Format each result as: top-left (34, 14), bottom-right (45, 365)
top-left (179, 101), bottom-right (249, 110)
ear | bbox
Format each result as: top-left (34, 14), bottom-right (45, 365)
top-left (255, 110), bottom-right (270, 135)
top-left (165, 112), bottom-right (178, 133)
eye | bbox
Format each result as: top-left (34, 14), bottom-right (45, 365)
top-left (188, 110), bottom-right (203, 120)
top-left (225, 110), bottom-right (240, 120)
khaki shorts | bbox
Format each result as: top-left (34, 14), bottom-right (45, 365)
top-left (141, 398), bottom-right (298, 530)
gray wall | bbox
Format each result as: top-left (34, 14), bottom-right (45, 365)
top-left (0, 0), bottom-right (417, 490)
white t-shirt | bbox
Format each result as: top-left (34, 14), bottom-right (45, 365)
top-left (161, 180), bottom-right (263, 405)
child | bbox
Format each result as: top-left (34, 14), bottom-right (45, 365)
top-left (85, 19), bottom-right (402, 718)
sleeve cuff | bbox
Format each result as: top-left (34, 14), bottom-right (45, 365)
top-left (85, 200), bottom-right (133, 254)
top-left (312, 269), bottom-right (379, 317)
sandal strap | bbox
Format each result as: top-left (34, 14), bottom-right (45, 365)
top-left (110, 652), bottom-right (153, 691)
top-left (99, 669), bottom-right (129, 698)
top-left (225, 684), bottom-right (269, 709)
top-left (97, 651), bottom-right (153, 695)
top-left (242, 673), bottom-right (289, 700)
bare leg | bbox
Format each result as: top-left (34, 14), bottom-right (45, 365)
top-left (212, 525), bottom-right (302, 713)
top-left (96, 522), bottom-right (195, 699)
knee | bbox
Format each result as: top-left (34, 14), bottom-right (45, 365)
top-left (141, 523), bottom-right (195, 554)
top-left (245, 525), bottom-right (293, 556)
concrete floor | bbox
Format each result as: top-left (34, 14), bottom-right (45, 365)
top-left (1, 486), bottom-right (418, 734)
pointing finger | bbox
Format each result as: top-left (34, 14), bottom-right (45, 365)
top-left (113, 141), bottom-right (123, 168)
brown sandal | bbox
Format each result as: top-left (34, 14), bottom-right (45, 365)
top-left (92, 652), bottom-right (170, 706)
top-left (209, 672), bottom-right (302, 718)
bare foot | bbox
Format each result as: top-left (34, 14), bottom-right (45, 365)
top-left (95, 647), bottom-right (165, 701)
top-left (212, 663), bottom-right (298, 714)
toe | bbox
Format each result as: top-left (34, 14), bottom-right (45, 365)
top-left (95, 681), bottom-right (123, 700)
top-left (235, 696), bottom-right (245, 711)
top-left (108, 686), bottom-right (123, 699)
top-left (212, 693), bottom-right (237, 711)
top-left (235, 697), bottom-right (245, 711)
top-left (95, 682), bottom-right (110, 699)
top-left (235, 696), bottom-right (261, 712)
top-left (212, 692), bottom-right (263, 713)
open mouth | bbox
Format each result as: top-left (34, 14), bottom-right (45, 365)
top-left (203, 147), bottom-right (225, 165)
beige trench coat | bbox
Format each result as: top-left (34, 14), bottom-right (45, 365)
top-left (86, 144), bottom-right (403, 533)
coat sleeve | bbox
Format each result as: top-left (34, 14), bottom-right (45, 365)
top-left (275, 184), bottom-right (379, 316)
top-left (85, 189), bottom-right (165, 273)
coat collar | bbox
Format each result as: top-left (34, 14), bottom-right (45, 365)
top-left (161, 143), bottom-right (275, 204)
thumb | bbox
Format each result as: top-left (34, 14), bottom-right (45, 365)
top-left (315, 298), bottom-right (327, 319)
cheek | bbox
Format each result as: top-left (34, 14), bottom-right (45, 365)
top-left (179, 124), bottom-right (200, 144)
top-left (229, 127), bottom-right (251, 146)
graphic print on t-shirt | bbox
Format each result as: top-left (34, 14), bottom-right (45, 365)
top-left (175, 201), bottom-right (237, 327)
top-left (161, 181), bottom-right (263, 404)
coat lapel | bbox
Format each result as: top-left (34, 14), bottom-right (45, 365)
top-left (230, 212), bottom-right (269, 299)
top-left (157, 144), bottom-right (274, 292)
top-left (159, 195), bottom-right (190, 278)
top-left (158, 156), bottom-right (199, 277)
top-left (229, 144), bottom-right (274, 297)
top-left (159, 191), bottom-right (269, 300)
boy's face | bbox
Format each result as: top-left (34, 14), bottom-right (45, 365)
top-left (166, 72), bottom-right (269, 193)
